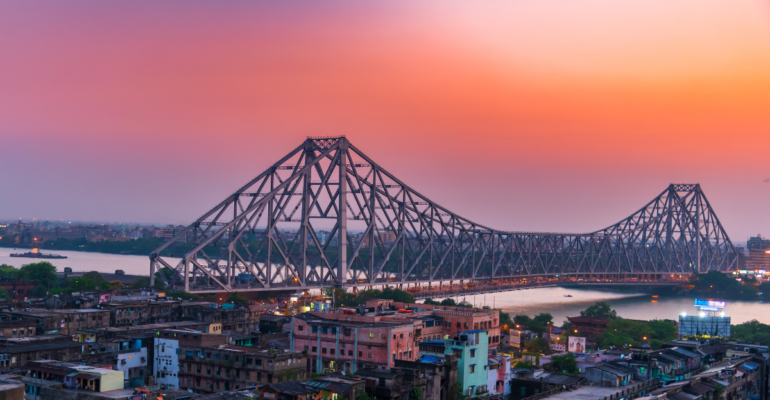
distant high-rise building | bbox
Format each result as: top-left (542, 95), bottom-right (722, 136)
top-left (746, 235), bottom-right (770, 270)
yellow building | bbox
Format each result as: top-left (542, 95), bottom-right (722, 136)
top-left (70, 366), bottom-right (124, 392)
top-left (208, 322), bottom-right (222, 334)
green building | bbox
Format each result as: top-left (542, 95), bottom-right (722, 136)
top-left (419, 330), bottom-right (490, 398)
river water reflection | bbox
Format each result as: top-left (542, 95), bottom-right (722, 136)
top-left (430, 286), bottom-right (770, 325)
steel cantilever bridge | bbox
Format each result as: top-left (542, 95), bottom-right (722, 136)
top-left (150, 137), bottom-right (738, 293)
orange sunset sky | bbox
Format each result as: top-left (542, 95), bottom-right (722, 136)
top-left (1, 1), bottom-right (769, 241)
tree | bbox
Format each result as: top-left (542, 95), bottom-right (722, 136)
top-left (423, 298), bottom-right (441, 305)
top-left (759, 282), bottom-right (770, 302)
top-left (648, 320), bottom-right (677, 343)
top-left (19, 262), bottom-right (58, 288)
top-left (514, 361), bottom-right (535, 368)
top-left (332, 288), bottom-right (357, 306)
top-left (499, 311), bottom-right (513, 329)
top-left (0, 264), bottom-right (21, 279)
top-left (379, 288), bottom-right (414, 303)
top-left (580, 302), bottom-right (619, 319)
top-left (550, 353), bottom-right (578, 374)
top-left (166, 290), bottom-right (195, 300)
top-left (31, 285), bottom-right (48, 297)
top-left (82, 271), bottom-right (106, 283)
top-left (227, 291), bottom-right (249, 305)
top-left (356, 389), bottom-right (372, 400)
top-left (731, 320), bottom-right (770, 346)
top-left (690, 271), bottom-right (757, 300)
top-left (69, 277), bottom-right (97, 291)
top-left (133, 276), bottom-right (151, 288)
top-left (0, 287), bottom-right (10, 301)
top-left (523, 338), bottom-right (550, 355)
top-left (409, 387), bottom-right (423, 400)
top-left (513, 315), bottom-right (531, 328)
top-left (452, 384), bottom-right (466, 400)
top-left (456, 301), bottom-right (473, 308)
top-left (440, 298), bottom-right (458, 306)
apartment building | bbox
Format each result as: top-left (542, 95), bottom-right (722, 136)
top-left (100, 300), bottom-right (181, 327)
top-left (0, 308), bottom-right (110, 335)
top-left (291, 312), bottom-right (418, 373)
top-left (155, 329), bottom-right (308, 394)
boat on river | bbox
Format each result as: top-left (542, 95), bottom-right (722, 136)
top-left (9, 248), bottom-right (67, 259)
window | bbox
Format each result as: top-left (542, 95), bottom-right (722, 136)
top-left (304, 346), bottom-right (309, 352)
top-left (456, 322), bottom-right (461, 328)
top-left (464, 323), bottom-right (469, 329)
top-left (256, 359), bottom-right (263, 366)
top-left (298, 325), bottom-right (304, 331)
top-left (322, 348), bottom-right (327, 354)
top-left (348, 350), bottom-right (353, 356)
top-left (369, 333), bottom-right (374, 338)
top-left (330, 349), bottom-right (335, 355)
top-left (381, 334), bottom-right (387, 339)
top-left (206, 352), bottom-right (211, 358)
top-left (409, 333), bottom-right (412, 337)
top-left (359, 351), bottom-right (363, 357)
top-left (322, 327), bottom-right (328, 334)
top-left (469, 365), bottom-right (475, 374)
top-left (474, 322), bottom-right (479, 329)
top-left (399, 334), bottom-right (403, 339)
top-left (312, 326), bottom-right (318, 333)
top-left (331, 327), bottom-right (337, 334)
top-left (470, 350), bottom-right (476, 357)
top-left (312, 347), bottom-right (317, 353)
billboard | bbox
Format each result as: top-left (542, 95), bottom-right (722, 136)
top-left (678, 316), bottom-right (731, 337)
top-left (509, 329), bottom-right (521, 348)
top-left (694, 299), bottom-right (726, 309)
top-left (568, 336), bottom-right (586, 353)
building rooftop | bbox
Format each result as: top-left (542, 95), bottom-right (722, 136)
top-left (2, 308), bottom-right (107, 317)
top-left (2, 341), bottom-right (82, 354)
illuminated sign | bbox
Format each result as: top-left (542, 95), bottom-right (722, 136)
top-left (694, 299), bottom-right (726, 309)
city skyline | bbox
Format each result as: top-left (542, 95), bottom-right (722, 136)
top-left (2, 1), bottom-right (770, 240)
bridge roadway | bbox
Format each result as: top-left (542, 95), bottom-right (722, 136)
top-left (400, 276), bottom-right (691, 300)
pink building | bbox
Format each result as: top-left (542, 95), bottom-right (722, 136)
top-left (291, 312), bottom-right (418, 373)
top-left (366, 300), bottom-right (502, 346)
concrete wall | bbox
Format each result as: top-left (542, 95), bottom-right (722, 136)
top-left (0, 383), bottom-right (23, 400)
top-left (97, 370), bottom-right (125, 392)
top-left (155, 337), bottom-right (179, 389)
top-left (117, 348), bottom-right (147, 379)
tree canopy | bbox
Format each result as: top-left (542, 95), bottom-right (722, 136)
top-left (550, 353), bottom-right (579, 374)
top-left (689, 271), bottom-right (757, 300)
top-left (326, 287), bottom-right (415, 307)
top-left (523, 338), bottom-right (551, 355)
top-left (594, 319), bottom-right (676, 349)
top-left (227, 291), bottom-right (249, 305)
top-left (731, 320), bottom-right (770, 346)
top-left (580, 301), bottom-right (619, 319)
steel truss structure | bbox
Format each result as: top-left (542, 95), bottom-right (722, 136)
top-left (150, 137), bottom-right (737, 293)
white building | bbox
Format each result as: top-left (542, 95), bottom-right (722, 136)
top-left (154, 337), bottom-right (179, 389)
top-left (117, 347), bottom-right (147, 387)
top-left (487, 354), bottom-right (511, 396)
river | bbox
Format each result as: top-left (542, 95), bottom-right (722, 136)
top-left (2, 250), bottom-right (769, 324)
top-left (0, 248), bottom-right (159, 276)
top-left (429, 286), bottom-right (770, 325)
